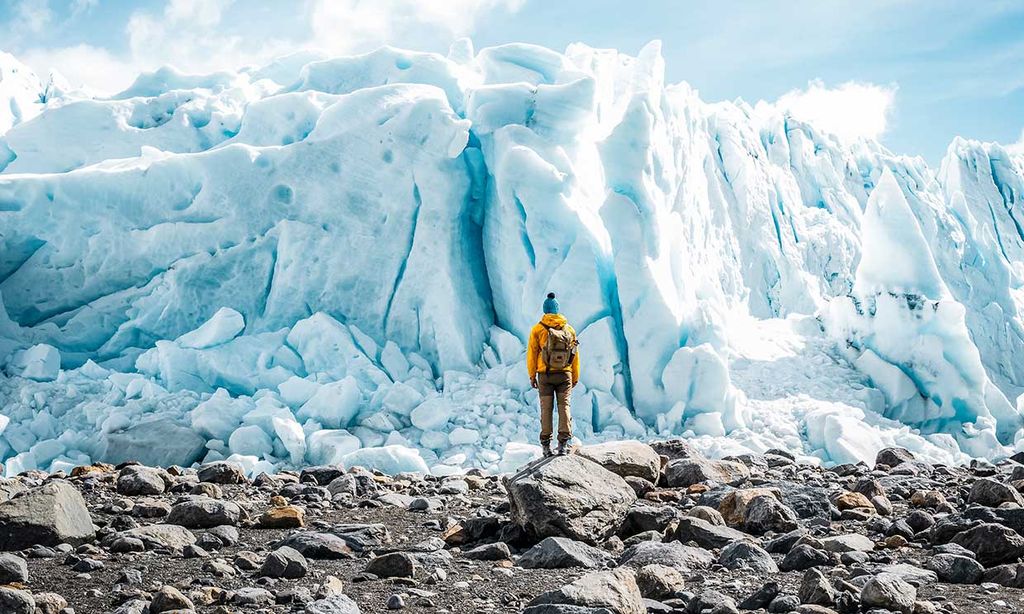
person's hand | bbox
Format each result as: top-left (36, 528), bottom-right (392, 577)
top-left (531, 378), bottom-right (538, 389)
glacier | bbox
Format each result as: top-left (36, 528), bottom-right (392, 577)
top-left (2, 40), bottom-right (1024, 476)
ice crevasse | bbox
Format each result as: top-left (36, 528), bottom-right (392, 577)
top-left (2, 40), bottom-right (1024, 476)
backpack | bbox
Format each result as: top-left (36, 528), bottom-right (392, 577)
top-left (542, 324), bottom-right (577, 371)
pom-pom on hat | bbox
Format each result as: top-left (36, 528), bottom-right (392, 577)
top-left (543, 292), bottom-right (560, 314)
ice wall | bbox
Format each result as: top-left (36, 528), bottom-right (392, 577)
top-left (2, 40), bottom-right (1024, 474)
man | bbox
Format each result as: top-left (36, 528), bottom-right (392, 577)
top-left (527, 292), bottom-right (580, 457)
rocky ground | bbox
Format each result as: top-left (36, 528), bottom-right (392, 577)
top-left (2, 442), bottom-right (1024, 613)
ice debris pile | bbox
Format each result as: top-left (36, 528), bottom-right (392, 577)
top-left (2, 41), bottom-right (1024, 476)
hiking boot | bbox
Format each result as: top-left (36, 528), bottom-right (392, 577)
top-left (557, 442), bottom-right (569, 456)
top-left (541, 444), bottom-right (554, 458)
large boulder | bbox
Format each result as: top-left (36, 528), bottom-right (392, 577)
top-left (525, 568), bottom-right (645, 614)
top-left (0, 481), bottom-right (95, 550)
top-left (100, 418), bottom-right (206, 467)
top-left (968, 478), bottom-right (1024, 508)
top-left (664, 457), bottom-right (749, 488)
top-left (503, 456), bottom-right (636, 544)
top-left (951, 523), bottom-right (1024, 567)
top-left (576, 441), bottom-right (661, 483)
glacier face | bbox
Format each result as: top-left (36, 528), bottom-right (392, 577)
top-left (1, 40), bottom-right (1024, 476)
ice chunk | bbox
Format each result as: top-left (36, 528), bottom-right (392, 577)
top-left (854, 169), bottom-right (949, 300)
top-left (5, 344), bottom-right (60, 381)
top-left (296, 376), bottom-right (362, 429)
top-left (228, 424), bottom-right (274, 458)
top-left (341, 445), bottom-right (429, 474)
top-left (306, 429), bottom-right (361, 465)
top-left (272, 415), bottom-right (306, 465)
top-left (410, 397), bottom-right (455, 431)
top-left (176, 307), bottom-right (246, 349)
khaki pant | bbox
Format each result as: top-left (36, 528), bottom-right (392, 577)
top-left (538, 371), bottom-right (573, 445)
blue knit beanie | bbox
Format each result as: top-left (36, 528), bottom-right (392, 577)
top-left (543, 292), bottom-right (560, 314)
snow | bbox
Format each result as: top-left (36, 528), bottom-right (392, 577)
top-left (1, 40), bottom-right (1024, 476)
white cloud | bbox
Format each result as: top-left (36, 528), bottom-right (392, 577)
top-left (776, 79), bottom-right (897, 142)
top-left (308, 0), bottom-right (526, 55)
top-left (17, 0), bottom-right (524, 95)
top-left (70, 0), bottom-right (98, 16)
top-left (12, 0), bottom-right (53, 33)
top-left (21, 44), bottom-right (137, 95)
top-left (1009, 129), bottom-right (1024, 155)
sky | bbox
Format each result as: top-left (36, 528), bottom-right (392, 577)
top-left (0, 0), bottom-right (1021, 162)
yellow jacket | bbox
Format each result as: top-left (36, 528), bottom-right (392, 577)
top-left (527, 313), bottom-right (580, 384)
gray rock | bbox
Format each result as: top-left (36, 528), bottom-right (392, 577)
top-left (635, 564), bottom-right (686, 599)
top-left (798, 568), bottom-right (835, 605)
top-left (116, 465), bottom-right (168, 496)
top-left (0, 481), bottom-right (95, 549)
top-left (818, 533), bottom-right (874, 553)
top-left (527, 568), bottom-right (645, 614)
top-left (32, 592), bottom-right (67, 614)
top-left (261, 545), bottom-right (309, 578)
top-left (463, 541), bottom-right (511, 561)
top-left (618, 540), bottom-right (713, 572)
top-left (673, 516), bottom-right (752, 549)
top-left (861, 573), bottom-right (916, 613)
top-left (664, 457), bottom-right (749, 488)
top-left (519, 536), bottom-right (615, 569)
top-left (878, 563), bottom-right (938, 585)
top-left (0, 553), bottom-right (28, 583)
top-left (743, 495), bottom-right (800, 535)
top-left (738, 582), bottom-right (780, 610)
top-left (503, 455), bottom-right (637, 545)
top-left (951, 522), bottom-right (1024, 567)
top-left (718, 540), bottom-right (778, 572)
top-left (100, 418), bottom-right (206, 467)
top-left (968, 478), bottom-right (1024, 507)
top-left (149, 585), bottom-right (194, 613)
top-left (231, 587), bottom-right (275, 606)
top-left (305, 593), bottom-right (362, 613)
top-left (332, 523), bottom-right (391, 551)
top-left (120, 523), bottom-right (196, 550)
top-left (576, 441), bottom-right (661, 483)
top-left (277, 532), bottom-right (354, 559)
top-left (197, 462), bottom-right (247, 484)
top-left (688, 590), bottom-right (738, 614)
top-left (327, 474), bottom-right (358, 497)
top-left (780, 544), bottom-right (832, 572)
top-left (365, 552), bottom-right (416, 578)
top-left (300, 465), bottom-right (347, 486)
top-left (875, 447), bottom-right (915, 468)
top-left (166, 496), bottom-right (242, 528)
top-left (0, 587), bottom-right (34, 614)
top-left (981, 563), bottom-right (1024, 588)
top-left (925, 554), bottom-right (983, 584)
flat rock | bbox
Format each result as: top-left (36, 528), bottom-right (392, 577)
top-left (617, 540), bottom-right (713, 572)
top-left (519, 536), bottom-right (615, 569)
top-left (664, 457), bottom-right (749, 488)
top-left (0, 481), bottom-right (95, 549)
top-left (119, 524), bottom-right (196, 550)
top-left (277, 532), bottom-right (354, 559)
top-left (576, 441), bottom-right (661, 483)
top-left (167, 496), bottom-right (242, 528)
top-left (526, 568), bottom-right (645, 614)
top-left (673, 516), bottom-right (752, 549)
